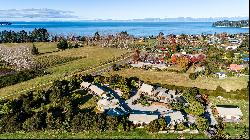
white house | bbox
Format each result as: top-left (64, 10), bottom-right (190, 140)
top-left (216, 72), bottom-right (227, 79)
top-left (80, 81), bottom-right (91, 89)
top-left (129, 113), bottom-right (159, 125)
top-left (97, 98), bottom-right (119, 112)
top-left (138, 83), bottom-right (154, 96)
top-left (89, 85), bottom-right (105, 97)
top-left (215, 105), bottom-right (243, 122)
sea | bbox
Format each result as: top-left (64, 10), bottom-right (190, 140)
top-left (0, 21), bottom-right (249, 37)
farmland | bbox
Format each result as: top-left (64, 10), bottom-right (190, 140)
top-left (105, 68), bottom-right (249, 92)
top-left (0, 43), bottom-right (131, 98)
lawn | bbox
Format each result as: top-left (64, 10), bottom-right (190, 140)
top-left (0, 46), bottom-right (130, 98)
top-left (0, 129), bottom-right (208, 139)
top-left (105, 68), bottom-right (249, 92)
top-left (1, 42), bottom-right (58, 53)
top-left (209, 96), bottom-right (249, 138)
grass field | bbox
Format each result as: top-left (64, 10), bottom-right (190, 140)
top-left (0, 129), bottom-right (208, 139)
top-left (1, 42), bottom-right (58, 53)
top-left (209, 96), bottom-right (249, 138)
top-left (0, 45), bottom-right (130, 98)
top-left (105, 68), bottom-right (249, 92)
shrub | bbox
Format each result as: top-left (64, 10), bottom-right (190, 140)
top-left (31, 44), bottom-right (39, 55)
top-left (189, 72), bottom-right (199, 80)
top-left (0, 69), bottom-right (49, 88)
top-left (57, 39), bottom-right (68, 50)
top-left (22, 111), bottom-right (47, 131)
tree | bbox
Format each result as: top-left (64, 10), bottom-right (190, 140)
top-left (158, 118), bottom-right (167, 131)
top-left (31, 43), bottom-right (39, 55)
top-left (57, 39), bottom-right (68, 50)
top-left (195, 116), bottom-right (208, 132)
top-left (184, 101), bottom-right (204, 116)
top-left (146, 119), bottom-right (160, 133)
top-left (189, 72), bottom-right (199, 80)
top-left (94, 32), bottom-right (100, 41)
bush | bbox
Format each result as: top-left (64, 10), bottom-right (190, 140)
top-left (57, 39), bottom-right (68, 50)
top-left (22, 111), bottom-right (47, 131)
top-left (31, 44), bottom-right (39, 55)
top-left (189, 72), bottom-right (199, 80)
top-left (0, 70), bottom-right (49, 88)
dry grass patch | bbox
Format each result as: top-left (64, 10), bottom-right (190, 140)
top-left (106, 68), bottom-right (248, 91)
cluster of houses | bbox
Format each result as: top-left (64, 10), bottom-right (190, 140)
top-left (80, 80), bottom-right (244, 129)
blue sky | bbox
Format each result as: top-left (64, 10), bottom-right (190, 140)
top-left (0, 0), bottom-right (249, 20)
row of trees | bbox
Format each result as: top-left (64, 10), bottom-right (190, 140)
top-left (0, 28), bottom-right (49, 43)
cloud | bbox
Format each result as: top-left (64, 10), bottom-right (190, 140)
top-left (0, 8), bottom-right (78, 19)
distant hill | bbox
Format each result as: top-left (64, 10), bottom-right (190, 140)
top-left (212, 19), bottom-right (249, 28)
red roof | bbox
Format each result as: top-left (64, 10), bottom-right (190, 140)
top-left (229, 64), bottom-right (243, 71)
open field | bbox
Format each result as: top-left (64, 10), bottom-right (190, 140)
top-left (105, 68), bottom-right (249, 92)
top-left (209, 96), bottom-right (249, 138)
top-left (0, 129), bottom-right (208, 139)
top-left (1, 42), bottom-right (58, 53)
top-left (0, 46), bottom-right (130, 98)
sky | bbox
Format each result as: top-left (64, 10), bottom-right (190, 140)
top-left (0, 0), bottom-right (249, 21)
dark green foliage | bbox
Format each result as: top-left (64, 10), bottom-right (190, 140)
top-left (49, 80), bottom-right (70, 102)
top-left (31, 44), bottom-right (39, 55)
top-left (189, 72), bottom-right (199, 80)
top-left (0, 111), bottom-right (31, 133)
top-left (145, 119), bottom-right (161, 133)
top-left (57, 39), bottom-right (68, 50)
top-left (22, 111), bottom-right (47, 131)
top-left (0, 69), bottom-right (49, 88)
top-left (0, 28), bottom-right (49, 43)
top-left (195, 116), bottom-right (209, 132)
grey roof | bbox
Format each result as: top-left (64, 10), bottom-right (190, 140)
top-left (129, 113), bottom-right (159, 124)
top-left (165, 111), bottom-right (184, 124)
top-left (80, 81), bottom-right (91, 88)
top-left (216, 106), bottom-right (243, 117)
top-left (175, 96), bottom-right (188, 104)
top-left (89, 85), bottom-right (105, 96)
top-left (139, 83), bottom-right (154, 94)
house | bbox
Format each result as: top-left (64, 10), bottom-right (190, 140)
top-left (226, 46), bottom-right (238, 50)
top-left (165, 111), bottom-right (185, 126)
top-left (215, 105), bottom-right (243, 122)
top-left (97, 98), bottom-right (119, 112)
top-left (89, 85), bottom-right (106, 97)
top-left (129, 113), bottom-right (159, 125)
top-left (216, 72), bottom-right (227, 79)
top-left (228, 64), bottom-right (244, 72)
top-left (138, 83), bottom-right (154, 96)
top-left (80, 81), bottom-right (91, 89)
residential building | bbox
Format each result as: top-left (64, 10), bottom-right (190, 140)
top-left (165, 111), bottom-right (185, 126)
top-left (228, 64), bottom-right (244, 72)
top-left (129, 113), bottom-right (159, 125)
top-left (138, 83), bottom-right (154, 96)
top-left (215, 105), bottom-right (243, 122)
top-left (80, 81), bottom-right (91, 89)
top-left (216, 72), bottom-right (227, 79)
top-left (89, 85), bottom-right (106, 97)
